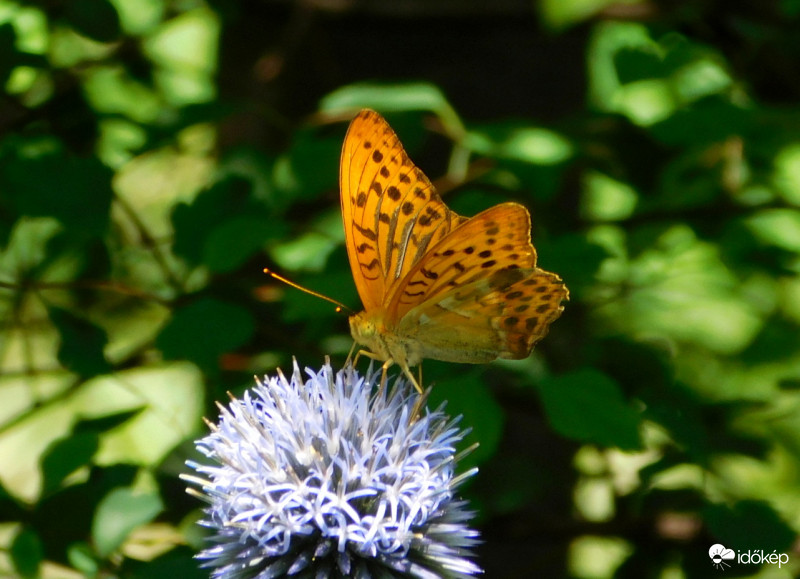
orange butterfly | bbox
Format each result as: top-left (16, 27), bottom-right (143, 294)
top-left (341, 109), bottom-right (568, 392)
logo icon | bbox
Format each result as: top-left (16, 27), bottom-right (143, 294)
top-left (709, 544), bottom-right (735, 570)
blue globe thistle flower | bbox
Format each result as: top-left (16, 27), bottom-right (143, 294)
top-left (183, 360), bottom-right (481, 578)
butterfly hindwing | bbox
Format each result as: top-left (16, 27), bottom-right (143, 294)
top-left (398, 267), bottom-right (567, 361)
top-left (391, 203), bottom-right (568, 360)
top-left (388, 203), bottom-right (535, 316)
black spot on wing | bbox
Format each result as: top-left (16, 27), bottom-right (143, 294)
top-left (353, 223), bottom-right (377, 241)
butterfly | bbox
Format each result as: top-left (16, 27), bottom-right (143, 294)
top-left (341, 109), bottom-right (568, 392)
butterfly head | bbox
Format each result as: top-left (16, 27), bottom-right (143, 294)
top-left (349, 311), bottom-right (384, 355)
top-left (350, 310), bottom-right (402, 364)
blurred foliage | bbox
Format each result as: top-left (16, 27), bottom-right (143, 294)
top-left (1, 0), bottom-right (800, 577)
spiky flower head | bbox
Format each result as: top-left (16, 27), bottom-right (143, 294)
top-left (183, 360), bottom-right (481, 578)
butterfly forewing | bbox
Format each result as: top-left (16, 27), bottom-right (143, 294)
top-left (340, 110), bottom-right (466, 312)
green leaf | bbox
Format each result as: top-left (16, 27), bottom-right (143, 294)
top-left (642, 385), bottom-right (711, 463)
top-left (1, 154), bottom-right (113, 235)
top-left (41, 432), bottom-right (99, 496)
top-left (204, 215), bottom-right (282, 273)
top-left (649, 97), bottom-right (750, 146)
top-left (740, 318), bottom-right (800, 364)
top-left (319, 82), bottom-right (464, 135)
top-left (278, 267), bottom-right (354, 323)
top-left (156, 297), bottom-right (255, 367)
top-left (49, 306), bottom-right (111, 376)
top-left (10, 527), bottom-right (43, 579)
top-left (75, 408), bottom-right (146, 434)
top-left (67, 542), bottom-right (99, 576)
top-left (92, 487), bottom-right (163, 558)
top-left (0, 23), bottom-right (17, 86)
top-left (42, 229), bottom-right (112, 281)
top-left (544, 233), bottom-right (608, 297)
top-left (614, 46), bottom-right (666, 84)
top-left (0, 479), bottom-right (25, 522)
top-left (64, 0), bottom-right (121, 42)
top-left (539, 0), bottom-right (617, 29)
top-left (537, 369), bottom-right (641, 449)
top-left (427, 365), bottom-right (505, 466)
top-left (705, 500), bottom-right (796, 553)
top-left (464, 122), bottom-right (573, 165)
top-left (274, 127), bottom-right (341, 201)
top-left (598, 338), bottom-right (672, 392)
top-left (172, 177), bottom-right (271, 265)
top-left (129, 548), bottom-right (208, 579)
top-left (269, 229), bottom-right (339, 273)
top-left (0, 25), bottom-right (44, 87)
top-left (33, 465), bottom-right (139, 556)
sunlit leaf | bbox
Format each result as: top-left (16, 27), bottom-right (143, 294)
top-left (540, 0), bottom-right (641, 30)
top-left (465, 123), bottom-right (573, 166)
top-left (746, 208), bottom-right (800, 252)
top-left (93, 486), bottom-right (163, 558)
top-left (67, 542), bottom-right (98, 576)
top-left (581, 171), bottom-right (638, 222)
top-left (142, 7), bottom-right (219, 105)
top-left (269, 230), bottom-right (338, 273)
top-left (320, 82), bottom-right (464, 136)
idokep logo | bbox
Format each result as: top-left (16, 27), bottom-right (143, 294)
top-left (709, 544), bottom-right (735, 570)
top-left (709, 543), bottom-right (790, 571)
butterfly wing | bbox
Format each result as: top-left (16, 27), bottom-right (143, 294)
top-left (340, 109), bottom-right (467, 312)
top-left (391, 202), bottom-right (568, 361)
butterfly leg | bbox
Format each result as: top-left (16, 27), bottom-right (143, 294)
top-left (379, 358), bottom-right (396, 397)
top-left (355, 350), bottom-right (422, 395)
top-left (351, 348), bottom-right (394, 395)
top-left (398, 364), bottom-right (430, 422)
top-left (351, 348), bottom-right (382, 371)
top-left (345, 341), bottom-right (358, 366)
top-left (398, 363), bottom-right (423, 395)
top-left (409, 386), bottom-right (431, 423)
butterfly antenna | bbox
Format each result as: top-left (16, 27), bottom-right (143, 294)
top-left (263, 268), bottom-right (352, 313)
